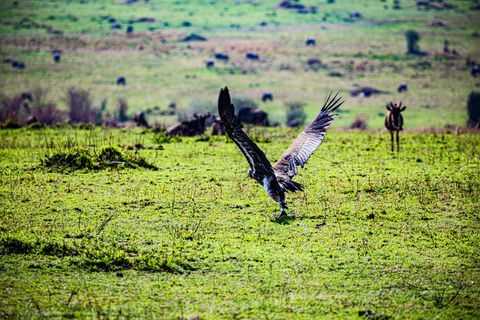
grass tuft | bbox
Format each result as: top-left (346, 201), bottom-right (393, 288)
top-left (41, 145), bottom-right (157, 172)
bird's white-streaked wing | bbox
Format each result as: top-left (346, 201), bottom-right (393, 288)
top-left (273, 92), bottom-right (344, 180)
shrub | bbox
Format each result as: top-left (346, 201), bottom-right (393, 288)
top-left (30, 88), bottom-right (64, 126)
top-left (65, 88), bottom-right (93, 123)
top-left (467, 92), bottom-right (480, 127)
top-left (0, 93), bottom-right (28, 126)
top-left (286, 101), bottom-right (307, 126)
top-left (42, 147), bottom-right (97, 171)
top-left (117, 98), bottom-right (129, 122)
top-left (176, 99), bottom-right (216, 122)
top-left (42, 145), bottom-right (157, 172)
top-left (349, 115), bottom-right (368, 130)
top-left (405, 30), bottom-right (420, 54)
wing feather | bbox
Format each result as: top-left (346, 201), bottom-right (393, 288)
top-left (273, 92), bottom-right (344, 181)
top-left (218, 87), bottom-right (274, 178)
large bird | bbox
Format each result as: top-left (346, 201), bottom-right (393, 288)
top-left (218, 87), bottom-right (344, 217)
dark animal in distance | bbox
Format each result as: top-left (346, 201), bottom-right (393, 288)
top-left (166, 113), bottom-right (211, 136)
top-left (246, 53), bottom-right (259, 60)
top-left (53, 52), bottom-right (61, 63)
top-left (214, 53), bottom-right (229, 61)
top-left (26, 115), bottom-right (38, 126)
top-left (211, 116), bottom-right (226, 135)
top-left (306, 37), bottom-right (316, 46)
top-left (134, 111), bottom-right (150, 128)
top-left (206, 60), bottom-right (215, 68)
top-left (21, 92), bottom-right (33, 102)
top-left (12, 61), bottom-right (25, 69)
top-left (350, 87), bottom-right (381, 97)
top-left (126, 25), bottom-right (134, 34)
top-left (398, 82), bottom-right (408, 93)
top-left (471, 64), bottom-right (480, 78)
top-left (287, 120), bottom-right (300, 128)
top-left (262, 92), bottom-right (273, 102)
top-left (117, 76), bottom-right (126, 85)
top-left (385, 102), bottom-right (406, 152)
top-left (218, 87), bottom-right (343, 216)
top-left (237, 107), bottom-right (269, 126)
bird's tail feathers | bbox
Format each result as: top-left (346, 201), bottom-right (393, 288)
top-left (280, 180), bottom-right (304, 193)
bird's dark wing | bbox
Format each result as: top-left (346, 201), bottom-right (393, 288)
top-left (218, 87), bottom-right (275, 179)
top-left (273, 92), bottom-right (343, 191)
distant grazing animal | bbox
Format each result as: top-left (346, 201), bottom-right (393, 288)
top-left (26, 115), bottom-right (38, 126)
top-left (443, 40), bottom-right (450, 55)
top-left (54, 52), bottom-right (61, 63)
top-left (261, 92), bottom-right (273, 102)
top-left (211, 116), bottom-right (226, 135)
top-left (126, 25), bottom-right (134, 34)
top-left (134, 111), bottom-right (150, 128)
top-left (218, 87), bottom-right (343, 216)
top-left (350, 87), bottom-right (381, 97)
top-left (306, 37), bottom-right (316, 46)
top-left (166, 113), bottom-right (211, 136)
top-left (206, 60), bottom-right (215, 68)
top-left (385, 102), bottom-right (406, 152)
top-left (214, 53), bottom-right (229, 61)
top-left (12, 61), bottom-right (25, 69)
top-left (246, 53), bottom-right (259, 60)
top-left (237, 107), bottom-right (269, 126)
top-left (471, 64), bottom-right (480, 78)
top-left (398, 82), bottom-right (408, 93)
top-left (287, 120), bottom-right (300, 127)
top-left (307, 57), bottom-right (321, 66)
top-left (350, 12), bottom-right (362, 19)
top-left (21, 92), bottom-right (33, 102)
top-left (117, 76), bottom-right (126, 85)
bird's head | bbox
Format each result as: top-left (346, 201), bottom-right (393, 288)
top-left (248, 169), bottom-right (253, 179)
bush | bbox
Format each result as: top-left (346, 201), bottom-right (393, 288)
top-left (42, 145), bottom-right (157, 172)
top-left (0, 93), bottom-right (28, 125)
top-left (117, 98), bottom-right (129, 122)
top-left (285, 101), bottom-right (307, 126)
top-left (65, 88), bottom-right (93, 123)
top-left (467, 92), bottom-right (480, 127)
top-left (349, 115), bottom-right (368, 130)
top-left (405, 30), bottom-right (420, 54)
top-left (30, 88), bottom-right (64, 126)
top-left (176, 99), bottom-right (216, 122)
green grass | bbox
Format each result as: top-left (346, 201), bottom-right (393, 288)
top-left (1, 1), bottom-right (480, 318)
top-left (0, 128), bottom-right (479, 318)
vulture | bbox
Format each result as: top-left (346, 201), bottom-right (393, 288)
top-left (218, 87), bottom-right (344, 217)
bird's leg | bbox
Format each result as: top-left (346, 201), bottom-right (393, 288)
top-left (276, 201), bottom-right (288, 217)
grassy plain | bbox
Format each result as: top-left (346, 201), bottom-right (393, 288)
top-left (1, 0), bottom-right (480, 128)
top-left (1, 128), bottom-right (480, 318)
top-left (1, 0), bottom-right (480, 318)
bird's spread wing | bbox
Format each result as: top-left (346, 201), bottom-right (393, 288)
top-left (273, 92), bottom-right (344, 191)
top-left (218, 87), bottom-right (275, 179)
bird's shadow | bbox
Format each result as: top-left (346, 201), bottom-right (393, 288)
top-left (271, 215), bottom-right (296, 225)
top-left (271, 214), bottom-right (326, 225)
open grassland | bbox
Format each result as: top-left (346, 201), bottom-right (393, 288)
top-left (1, 1), bottom-right (480, 319)
top-left (1, 0), bottom-right (480, 128)
top-left (0, 128), bottom-right (479, 318)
